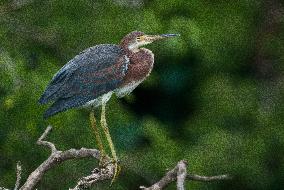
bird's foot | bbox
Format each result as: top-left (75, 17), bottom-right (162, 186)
top-left (98, 156), bottom-right (120, 185)
top-left (98, 154), bottom-right (109, 168)
top-left (110, 158), bottom-right (121, 186)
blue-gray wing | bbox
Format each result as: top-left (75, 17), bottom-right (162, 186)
top-left (39, 44), bottom-right (129, 118)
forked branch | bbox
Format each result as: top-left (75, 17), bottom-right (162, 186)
top-left (1, 126), bottom-right (231, 190)
top-left (140, 160), bottom-right (231, 190)
top-left (18, 126), bottom-right (114, 190)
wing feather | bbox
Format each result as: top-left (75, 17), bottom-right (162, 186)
top-left (39, 44), bottom-right (129, 118)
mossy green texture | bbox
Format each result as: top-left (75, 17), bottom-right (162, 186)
top-left (1, 0), bottom-right (283, 189)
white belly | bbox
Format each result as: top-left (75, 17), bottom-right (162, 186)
top-left (114, 80), bottom-right (143, 98)
top-left (83, 79), bottom-right (144, 108)
top-left (83, 91), bottom-right (113, 108)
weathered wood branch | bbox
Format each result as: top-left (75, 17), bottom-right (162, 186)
top-left (17, 126), bottom-right (114, 190)
top-left (36, 126), bottom-right (57, 153)
top-left (14, 162), bottom-right (22, 190)
top-left (187, 173), bottom-right (231, 182)
top-left (69, 163), bottom-right (114, 190)
top-left (1, 126), bottom-right (231, 190)
top-left (0, 187), bottom-right (9, 190)
top-left (176, 160), bottom-right (187, 190)
top-left (140, 160), bottom-right (231, 190)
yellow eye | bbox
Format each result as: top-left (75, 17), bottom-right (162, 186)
top-left (136, 36), bottom-right (143, 41)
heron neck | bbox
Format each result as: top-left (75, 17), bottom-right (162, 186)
top-left (120, 45), bottom-right (141, 56)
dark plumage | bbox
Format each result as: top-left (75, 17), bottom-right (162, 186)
top-left (39, 31), bottom-right (179, 118)
top-left (39, 44), bottom-right (129, 118)
top-left (39, 31), bottom-right (179, 181)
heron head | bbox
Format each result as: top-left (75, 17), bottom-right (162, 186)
top-left (120, 31), bottom-right (180, 52)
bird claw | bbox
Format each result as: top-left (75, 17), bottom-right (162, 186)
top-left (110, 160), bottom-right (121, 186)
top-left (97, 156), bottom-right (121, 185)
top-left (111, 158), bottom-right (120, 164)
top-left (98, 154), bottom-right (109, 168)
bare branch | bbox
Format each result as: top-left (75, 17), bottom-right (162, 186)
top-left (140, 160), bottom-right (185, 190)
top-left (0, 161), bottom-right (23, 190)
top-left (19, 149), bottom-right (102, 190)
top-left (176, 160), bottom-right (187, 190)
top-left (0, 187), bottom-right (10, 190)
top-left (14, 161), bottom-right (22, 190)
top-left (36, 126), bottom-right (57, 153)
top-left (187, 174), bottom-right (231, 182)
top-left (18, 126), bottom-right (111, 190)
top-left (70, 162), bottom-right (114, 190)
top-left (140, 160), bottom-right (231, 190)
top-left (2, 126), bottom-right (230, 190)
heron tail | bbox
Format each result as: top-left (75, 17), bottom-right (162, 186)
top-left (43, 104), bottom-right (66, 119)
top-left (43, 96), bottom-right (87, 119)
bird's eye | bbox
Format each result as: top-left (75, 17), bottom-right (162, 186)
top-left (136, 36), bottom-right (141, 41)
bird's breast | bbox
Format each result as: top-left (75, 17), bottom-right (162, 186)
top-left (121, 48), bottom-right (154, 86)
top-left (114, 48), bottom-right (154, 98)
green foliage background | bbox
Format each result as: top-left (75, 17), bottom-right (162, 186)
top-left (0, 0), bottom-right (283, 189)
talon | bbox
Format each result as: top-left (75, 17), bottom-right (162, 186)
top-left (111, 158), bottom-right (120, 164)
top-left (110, 161), bottom-right (120, 186)
top-left (99, 154), bottom-right (109, 167)
top-left (111, 158), bottom-right (116, 164)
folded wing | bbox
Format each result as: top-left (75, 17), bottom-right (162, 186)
top-left (39, 44), bottom-right (129, 118)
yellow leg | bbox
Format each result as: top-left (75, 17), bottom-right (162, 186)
top-left (90, 110), bottom-right (106, 166)
top-left (100, 103), bottom-right (120, 184)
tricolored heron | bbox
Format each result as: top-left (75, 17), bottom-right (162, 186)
top-left (39, 31), bottom-right (179, 181)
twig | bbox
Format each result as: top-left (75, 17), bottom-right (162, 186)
top-left (1, 126), bottom-right (230, 190)
top-left (36, 126), bottom-right (57, 153)
top-left (140, 160), bottom-right (231, 190)
top-left (187, 174), bottom-right (231, 182)
top-left (176, 160), bottom-right (187, 190)
top-left (0, 187), bottom-right (10, 190)
top-left (69, 162), bottom-right (114, 190)
top-left (14, 162), bottom-right (22, 190)
top-left (140, 160), bottom-right (186, 190)
top-left (18, 126), bottom-right (114, 190)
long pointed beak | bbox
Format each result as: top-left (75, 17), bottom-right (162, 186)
top-left (144, 33), bottom-right (180, 42)
top-left (159, 34), bottom-right (180, 38)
